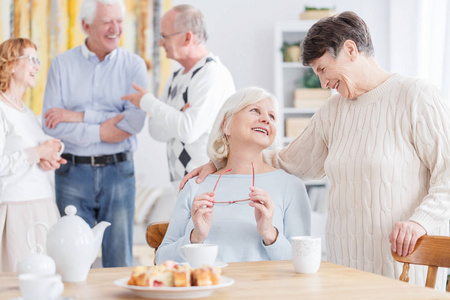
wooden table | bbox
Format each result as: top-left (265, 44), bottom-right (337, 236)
top-left (1, 260), bottom-right (449, 299)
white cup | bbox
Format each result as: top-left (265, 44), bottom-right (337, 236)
top-left (291, 236), bottom-right (321, 274)
top-left (179, 244), bottom-right (218, 268)
top-left (57, 141), bottom-right (65, 157)
top-left (19, 273), bottom-right (64, 300)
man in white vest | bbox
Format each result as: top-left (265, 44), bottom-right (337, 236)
top-left (123, 4), bottom-right (235, 190)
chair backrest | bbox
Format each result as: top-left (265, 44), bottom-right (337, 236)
top-left (392, 235), bottom-right (450, 291)
top-left (146, 221), bottom-right (169, 265)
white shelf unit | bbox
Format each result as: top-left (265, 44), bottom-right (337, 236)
top-left (274, 20), bottom-right (318, 140)
top-left (274, 20), bottom-right (329, 208)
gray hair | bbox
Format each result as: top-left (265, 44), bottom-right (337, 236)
top-left (207, 87), bottom-right (278, 165)
top-left (172, 5), bottom-right (208, 44)
top-left (80, 0), bottom-right (125, 26)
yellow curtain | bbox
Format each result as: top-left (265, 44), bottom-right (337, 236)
top-left (0, 0), bottom-right (155, 115)
top-left (158, 0), bottom-right (171, 96)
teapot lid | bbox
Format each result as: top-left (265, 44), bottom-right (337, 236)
top-left (65, 205), bottom-right (78, 216)
top-left (48, 205), bottom-right (93, 238)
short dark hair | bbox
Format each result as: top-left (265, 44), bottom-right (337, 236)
top-left (301, 11), bottom-right (374, 66)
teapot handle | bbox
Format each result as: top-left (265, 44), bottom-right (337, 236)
top-left (26, 222), bottom-right (49, 254)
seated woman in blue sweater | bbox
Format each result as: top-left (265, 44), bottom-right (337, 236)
top-left (156, 87), bottom-right (311, 263)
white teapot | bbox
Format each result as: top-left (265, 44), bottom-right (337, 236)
top-left (17, 224), bottom-right (56, 275)
top-left (41, 205), bottom-right (111, 282)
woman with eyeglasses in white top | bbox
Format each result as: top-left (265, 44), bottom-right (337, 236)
top-left (157, 87), bottom-right (311, 264)
top-left (0, 38), bottom-right (66, 271)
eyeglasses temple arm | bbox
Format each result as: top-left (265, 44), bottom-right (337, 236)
top-left (251, 162), bottom-right (254, 187)
top-left (212, 168), bottom-right (232, 192)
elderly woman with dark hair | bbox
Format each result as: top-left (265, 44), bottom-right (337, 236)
top-left (182, 11), bottom-right (450, 289)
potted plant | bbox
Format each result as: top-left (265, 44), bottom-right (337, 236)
top-left (293, 68), bottom-right (330, 108)
top-left (295, 68), bottom-right (321, 88)
top-left (300, 6), bottom-right (337, 20)
top-left (280, 42), bottom-right (302, 62)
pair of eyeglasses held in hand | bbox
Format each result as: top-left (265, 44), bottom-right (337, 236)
top-left (211, 162), bottom-right (262, 206)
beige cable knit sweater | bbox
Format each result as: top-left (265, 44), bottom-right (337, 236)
top-left (264, 74), bottom-right (450, 288)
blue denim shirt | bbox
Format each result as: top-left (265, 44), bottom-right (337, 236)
top-left (42, 43), bottom-right (147, 156)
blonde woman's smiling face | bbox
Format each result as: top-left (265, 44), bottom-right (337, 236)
top-left (227, 98), bottom-right (277, 149)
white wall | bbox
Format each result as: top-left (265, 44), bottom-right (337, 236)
top-left (142, 0), bottom-right (392, 189)
top-left (135, 117), bottom-right (171, 188)
top-left (172, 0), bottom-right (391, 92)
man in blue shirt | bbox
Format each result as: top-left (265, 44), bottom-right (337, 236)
top-left (42, 0), bottom-right (146, 267)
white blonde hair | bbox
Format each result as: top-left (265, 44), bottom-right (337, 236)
top-left (207, 87), bottom-right (278, 166)
top-left (80, 0), bottom-right (125, 31)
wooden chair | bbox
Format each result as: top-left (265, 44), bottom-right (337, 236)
top-left (392, 235), bottom-right (450, 291)
top-left (146, 221), bottom-right (169, 264)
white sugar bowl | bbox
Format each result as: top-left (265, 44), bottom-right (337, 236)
top-left (17, 224), bottom-right (56, 275)
top-left (17, 244), bottom-right (56, 275)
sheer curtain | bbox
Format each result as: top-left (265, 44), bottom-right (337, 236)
top-left (417, 0), bottom-right (450, 100)
top-left (439, 1), bottom-right (450, 100)
top-left (389, 0), bottom-right (450, 101)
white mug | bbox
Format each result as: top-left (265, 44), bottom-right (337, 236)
top-left (19, 273), bottom-right (64, 300)
top-left (179, 244), bottom-right (218, 268)
top-left (291, 236), bottom-right (321, 274)
top-left (57, 141), bottom-right (65, 157)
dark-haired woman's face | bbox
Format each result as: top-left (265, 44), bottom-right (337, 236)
top-left (310, 50), bottom-right (363, 100)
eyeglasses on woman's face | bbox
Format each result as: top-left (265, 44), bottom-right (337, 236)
top-left (16, 55), bottom-right (41, 67)
top-left (212, 162), bottom-right (255, 206)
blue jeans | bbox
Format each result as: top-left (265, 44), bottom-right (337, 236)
top-left (55, 158), bottom-right (135, 268)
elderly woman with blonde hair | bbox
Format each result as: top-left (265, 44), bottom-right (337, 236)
top-left (0, 38), bottom-right (65, 271)
top-left (157, 87), bottom-right (311, 263)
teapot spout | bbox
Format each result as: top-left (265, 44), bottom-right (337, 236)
top-left (91, 221), bottom-right (111, 263)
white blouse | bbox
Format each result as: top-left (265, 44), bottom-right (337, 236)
top-left (0, 101), bottom-right (53, 202)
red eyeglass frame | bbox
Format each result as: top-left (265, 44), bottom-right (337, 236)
top-left (212, 162), bottom-right (255, 206)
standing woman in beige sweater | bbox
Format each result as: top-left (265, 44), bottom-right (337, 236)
top-left (182, 11), bottom-right (450, 289)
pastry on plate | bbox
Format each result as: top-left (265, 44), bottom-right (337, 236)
top-left (191, 266), bottom-right (221, 286)
top-left (127, 260), bottom-right (221, 287)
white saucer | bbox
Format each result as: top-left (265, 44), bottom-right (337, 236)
top-left (115, 275), bottom-right (234, 299)
top-left (179, 261), bottom-right (228, 268)
top-left (212, 261), bottom-right (228, 268)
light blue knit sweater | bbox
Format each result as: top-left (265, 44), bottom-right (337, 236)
top-left (156, 170), bottom-right (311, 264)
